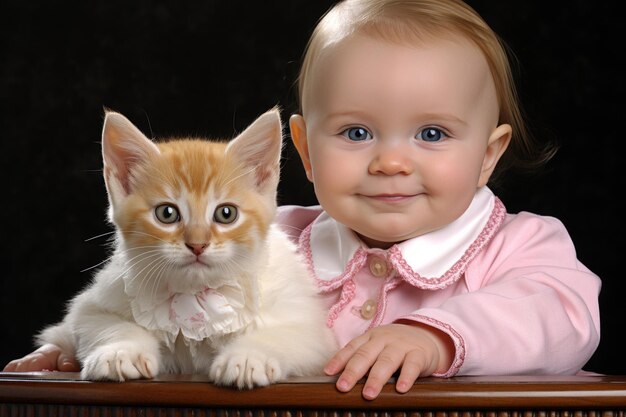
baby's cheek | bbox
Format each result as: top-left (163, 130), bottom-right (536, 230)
top-left (426, 152), bottom-right (482, 189)
top-left (311, 150), bottom-right (358, 191)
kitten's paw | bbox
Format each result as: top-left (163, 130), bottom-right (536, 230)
top-left (210, 348), bottom-right (282, 389)
top-left (81, 342), bottom-right (159, 381)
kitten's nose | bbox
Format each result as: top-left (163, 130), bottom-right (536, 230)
top-left (185, 243), bottom-right (208, 256)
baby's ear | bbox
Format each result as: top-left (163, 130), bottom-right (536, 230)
top-left (101, 110), bottom-right (160, 203)
top-left (225, 107), bottom-right (283, 195)
top-left (478, 123), bottom-right (512, 187)
top-left (289, 114), bottom-right (313, 183)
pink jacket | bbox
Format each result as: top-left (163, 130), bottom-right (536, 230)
top-left (277, 187), bottom-right (601, 377)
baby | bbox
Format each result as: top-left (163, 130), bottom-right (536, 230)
top-left (281, 0), bottom-right (600, 400)
top-left (5, 0), bottom-right (600, 401)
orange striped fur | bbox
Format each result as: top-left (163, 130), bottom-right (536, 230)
top-left (102, 108), bottom-right (282, 294)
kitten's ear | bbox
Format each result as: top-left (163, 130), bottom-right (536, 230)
top-left (101, 110), bottom-right (160, 201)
top-left (225, 107), bottom-right (283, 194)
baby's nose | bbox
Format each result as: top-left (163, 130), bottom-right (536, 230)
top-left (369, 142), bottom-right (415, 175)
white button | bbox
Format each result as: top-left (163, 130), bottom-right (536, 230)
top-left (360, 299), bottom-right (378, 320)
top-left (369, 257), bottom-right (388, 277)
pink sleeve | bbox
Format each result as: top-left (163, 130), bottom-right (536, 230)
top-left (401, 212), bottom-right (601, 377)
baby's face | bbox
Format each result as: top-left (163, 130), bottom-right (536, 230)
top-left (291, 34), bottom-right (510, 248)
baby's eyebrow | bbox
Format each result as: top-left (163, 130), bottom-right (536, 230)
top-left (417, 112), bottom-right (468, 126)
top-left (323, 110), bottom-right (467, 126)
top-left (324, 109), bottom-right (372, 120)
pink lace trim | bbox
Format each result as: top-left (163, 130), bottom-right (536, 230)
top-left (298, 223), bottom-right (368, 292)
top-left (401, 313), bottom-right (466, 377)
top-left (389, 198), bottom-right (506, 290)
top-left (297, 198), bottom-right (506, 328)
top-left (369, 277), bottom-right (402, 329)
top-left (299, 223), bottom-right (368, 327)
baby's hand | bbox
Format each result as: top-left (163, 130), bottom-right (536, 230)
top-left (3, 344), bottom-right (80, 373)
top-left (323, 323), bottom-right (453, 400)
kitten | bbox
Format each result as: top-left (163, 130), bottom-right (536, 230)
top-left (37, 107), bottom-right (336, 388)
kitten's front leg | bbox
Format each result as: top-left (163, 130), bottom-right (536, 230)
top-left (209, 324), bottom-right (333, 389)
top-left (209, 338), bottom-right (282, 389)
top-left (73, 313), bottom-right (162, 381)
top-left (81, 340), bottom-right (160, 381)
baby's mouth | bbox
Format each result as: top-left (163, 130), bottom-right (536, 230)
top-left (360, 193), bottom-right (420, 203)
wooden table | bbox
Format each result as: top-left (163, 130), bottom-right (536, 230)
top-left (1, 373), bottom-right (625, 417)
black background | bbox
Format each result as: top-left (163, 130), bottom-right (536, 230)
top-left (1, 1), bottom-right (623, 374)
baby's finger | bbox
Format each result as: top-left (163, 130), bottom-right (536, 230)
top-left (57, 353), bottom-right (81, 372)
top-left (335, 341), bottom-right (385, 393)
top-left (10, 353), bottom-right (54, 372)
top-left (324, 335), bottom-right (368, 376)
top-left (3, 360), bottom-right (19, 372)
top-left (395, 349), bottom-right (428, 393)
top-left (361, 346), bottom-right (404, 400)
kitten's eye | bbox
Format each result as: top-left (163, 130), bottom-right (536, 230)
top-left (155, 204), bottom-right (180, 224)
top-left (341, 127), bottom-right (372, 142)
top-left (417, 127), bottom-right (446, 142)
top-left (214, 204), bottom-right (238, 224)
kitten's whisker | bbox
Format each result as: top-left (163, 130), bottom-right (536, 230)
top-left (125, 257), bottom-right (166, 289)
top-left (112, 251), bottom-right (164, 285)
top-left (117, 229), bottom-right (171, 244)
top-left (150, 259), bottom-right (176, 301)
top-left (133, 253), bottom-right (170, 282)
top-left (118, 246), bottom-right (163, 255)
top-left (138, 256), bottom-right (170, 301)
top-left (118, 247), bottom-right (164, 259)
top-left (222, 164), bottom-right (257, 188)
top-left (146, 261), bottom-right (166, 302)
top-left (214, 159), bottom-right (245, 186)
top-left (122, 249), bottom-right (164, 269)
top-left (84, 230), bottom-right (116, 242)
top-left (80, 258), bottom-right (110, 273)
top-left (147, 257), bottom-right (176, 302)
top-left (275, 224), bottom-right (305, 233)
top-left (220, 254), bottom-right (254, 277)
top-left (131, 255), bottom-right (171, 299)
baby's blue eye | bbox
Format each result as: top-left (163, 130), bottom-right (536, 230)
top-left (418, 127), bottom-right (444, 142)
top-left (155, 204), bottom-right (180, 224)
top-left (342, 127), bottom-right (372, 142)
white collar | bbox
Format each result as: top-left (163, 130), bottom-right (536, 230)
top-left (299, 187), bottom-right (505, 290)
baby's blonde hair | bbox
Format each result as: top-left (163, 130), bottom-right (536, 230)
top-left (295, 0), bottom-right (556, 183)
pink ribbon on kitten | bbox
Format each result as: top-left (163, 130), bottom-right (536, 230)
top-left (131, 285), bottom-right (252, 342)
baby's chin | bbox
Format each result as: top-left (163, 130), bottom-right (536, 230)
top-left (354, 226), bottom-right (435, 249)
top-left (355, 232), bottom-right (397, 249)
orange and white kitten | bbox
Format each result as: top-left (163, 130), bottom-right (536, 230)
top-left (37, 108), bottom-right (336, 388)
